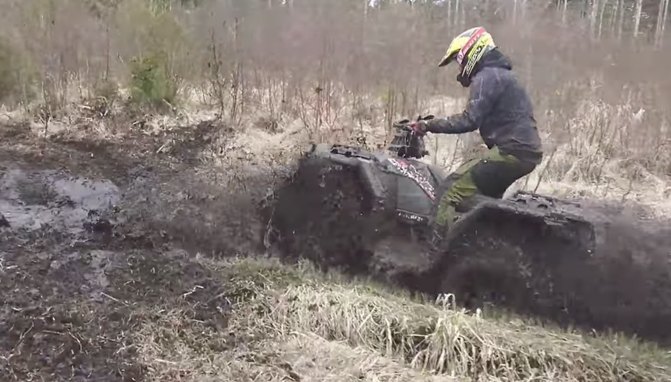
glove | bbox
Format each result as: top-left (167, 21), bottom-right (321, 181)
top-left (409, 120), bottom-right (429, 135)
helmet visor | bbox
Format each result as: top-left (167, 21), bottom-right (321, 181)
top-left (438, 52), bottom-right (457, 67)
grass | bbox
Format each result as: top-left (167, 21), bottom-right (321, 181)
top-left (132, 256), bottom-right (671, 382)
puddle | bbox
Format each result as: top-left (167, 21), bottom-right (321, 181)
top-left (0, 167), bottom-right (121, 234)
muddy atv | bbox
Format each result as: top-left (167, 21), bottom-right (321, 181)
top-left (260, 116), bottom-right (599, 308)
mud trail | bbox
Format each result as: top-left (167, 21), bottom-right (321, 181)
top-left (0, 120), bottom-right (257, 381)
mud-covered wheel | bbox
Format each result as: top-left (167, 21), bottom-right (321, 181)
top-left (263, 155), bottom-right (380, 273)
top-left (428, 197), bottom-right (597, 319)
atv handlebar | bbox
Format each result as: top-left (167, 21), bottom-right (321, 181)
top-left (392, 114), bottom-right (435, 132)
top-left (387, 115), bottom-right (434, 159)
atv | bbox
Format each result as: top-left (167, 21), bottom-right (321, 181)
top-left (260, 115), bottom-right (600, 310)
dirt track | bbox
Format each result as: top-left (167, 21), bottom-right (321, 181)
top-left (1, 118), bottom-right (671, 380)
top-left (0, 119), bottom-right (263, 381)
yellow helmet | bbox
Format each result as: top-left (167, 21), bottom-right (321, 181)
top-left (438, 26), bottom-right (496, 79)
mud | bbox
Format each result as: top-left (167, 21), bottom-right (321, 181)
top-left (0, 118), bottom-right (268, 381)
top-left (0, 240), bottom-right (230, 381)
top-left (0, 167), bottom-right (121, 234)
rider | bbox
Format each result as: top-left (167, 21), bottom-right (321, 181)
top-left (410, 26), bottom-right (543, 247)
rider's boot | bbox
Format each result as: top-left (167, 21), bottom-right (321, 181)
top-left (428, 203), bottom-right (457, 253)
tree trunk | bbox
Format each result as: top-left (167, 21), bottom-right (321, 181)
top-left (597, 0), bottom-right (608, 40)
top-left (655, 0), bottom-right (670, 47)
top-left (617, 0), bottom-right (625, 41)
top-left (590, 0), bottom-right (600, 40)
top-left (664, 0), bottom-right (670, 46)
top-left (633, 0), bottom-right (643, 39)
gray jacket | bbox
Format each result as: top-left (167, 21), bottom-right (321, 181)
top-left (426, 49), bottom-right (543, 164)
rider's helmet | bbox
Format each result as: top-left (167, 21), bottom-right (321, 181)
top-left (438, 26), bottom-right (496, 87)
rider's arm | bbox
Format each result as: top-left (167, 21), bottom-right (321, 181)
top-left (426, 69), bottom-right (504, 134)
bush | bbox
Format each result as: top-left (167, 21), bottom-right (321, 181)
top-left (116, 0), bottom-right (190, 109)
top-left (128, 52), bottom-right (178, 108)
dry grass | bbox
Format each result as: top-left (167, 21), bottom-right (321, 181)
top-left (132, 257), bottom-right (671, 382)
top-left (136, 314), bottom-right (457, 382)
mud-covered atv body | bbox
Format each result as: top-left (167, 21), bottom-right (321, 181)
top-left (262, 117), bottom-right (440, 267)
top-left (260, 116), bottom-right (598, 310)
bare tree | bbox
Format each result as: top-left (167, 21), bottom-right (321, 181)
top-left (655, 0), bottom-right (670, 47)
top-left (633, 0), bottom-right (643, 38)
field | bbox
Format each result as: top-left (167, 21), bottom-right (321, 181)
top-left (1, 0), bottom-right (671, 381)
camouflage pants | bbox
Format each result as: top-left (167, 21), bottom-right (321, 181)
top-left (434, 146), bottom-right (538, 228)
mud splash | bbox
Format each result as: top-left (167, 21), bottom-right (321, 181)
top-left (262, 153), bottom-right (671, 345)
top-left (0, 166), bottom-right (120, 235)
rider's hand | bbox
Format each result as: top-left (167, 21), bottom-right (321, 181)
top-left (409, 120), bottom-right (428, 135)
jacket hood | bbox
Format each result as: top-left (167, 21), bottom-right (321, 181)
top-left (472, 48), bottom-right (512, 76)
top-left (456, 48), bottom-right (513, 88)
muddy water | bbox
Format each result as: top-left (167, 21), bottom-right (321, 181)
top-left (0, 167), bottom-right (120, 234)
